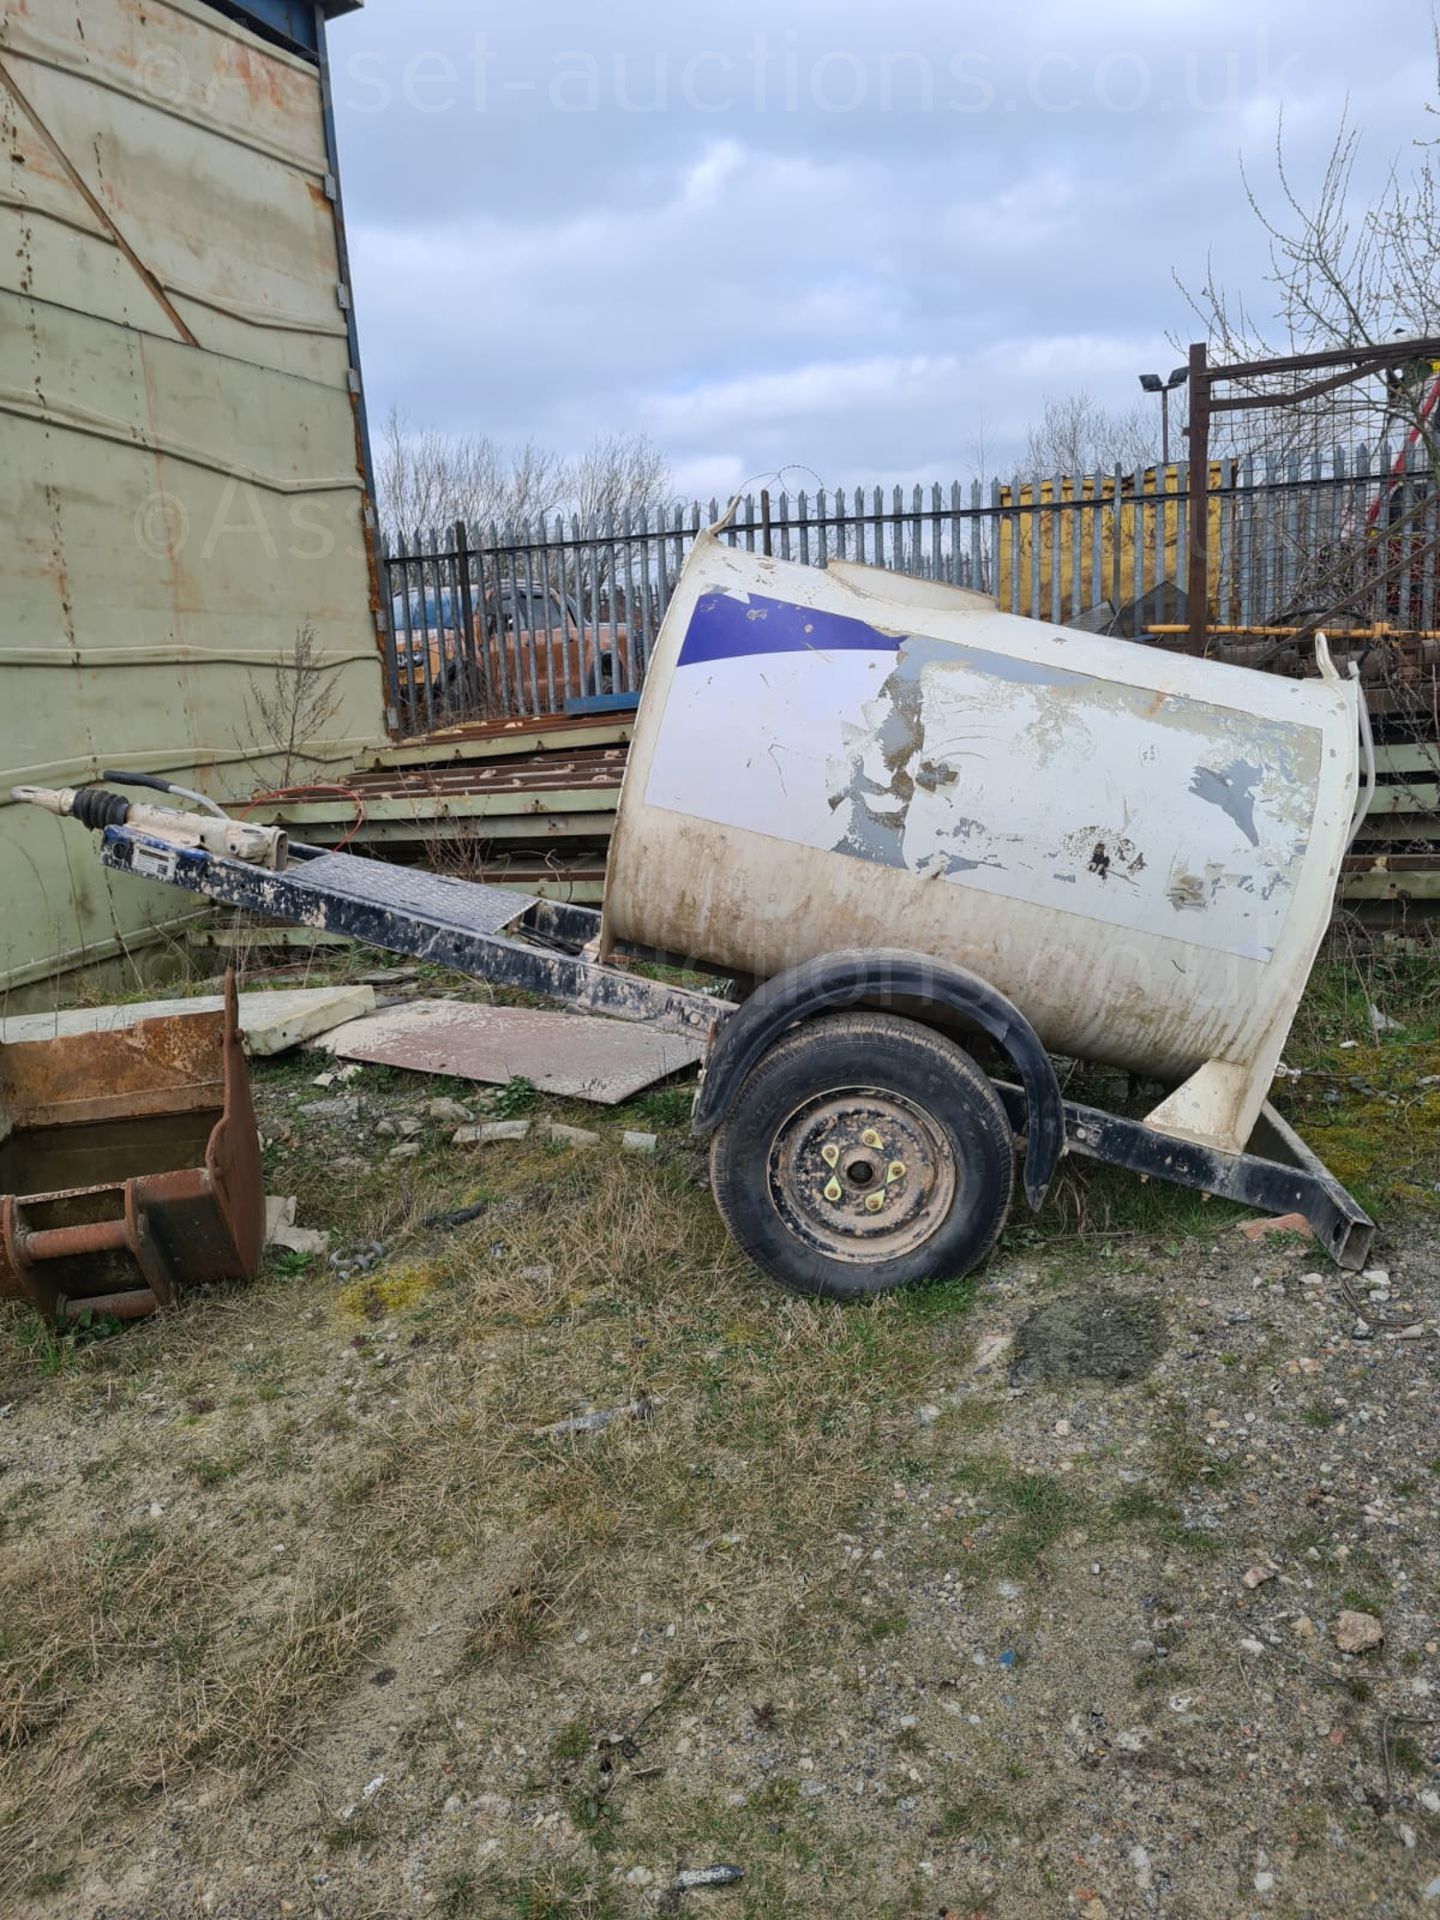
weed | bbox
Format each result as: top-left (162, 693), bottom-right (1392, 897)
top-left (1110, 1487), bottom-right (1170, 1526)
top-left (326, 1808), bottom-right (384, 1854)
top-left (950, 1459), bottom-right (1087, 1576)
top-left (1340, 1587), bottom-right (1389, 1614)
top-left (635, 1083), bottom-right (696, 1129)
top-left (494, 1076), bottom-right (539, 1118)
top-left (1390, 1733), bottom-right (1426, 1777)
top-left (563, 1783), bottom-right (620, 1851)
top-left (551, 1719), bottom-right (593, 1766)
top-left (946, 1395), bottom-right (1003, 1434)
top-left (747, 1776), bottom-right (800, 1817)
top-left (0, 1479), bottom-right (48, 1545)
top-left (436, 1868), bottom-right (482, 1917)
top-left (935, 1787), bottom-right (1014, 1843)
top-left (1169, 1527), bottom-right (1225, 1557)
top-left (22, 1868), bottom-right (73, 1897)
top-left (475, 1865), bottom-right (619, 1919)
top-left (182, 1450), bottom-right (252, 1489)
top-left (271, 1249), bottom-right (318, 1279)
top-left (3, 1312), bottom-right (123, 1378)
top-left (465, 1542), bottom-right (572, 1665)
top-left (1153, 1399), bottom-right (1239, 1491)
top-left (243, 620), bottom-right (345, 789)
top-left (231, 1351), bottom-right (287, 1388)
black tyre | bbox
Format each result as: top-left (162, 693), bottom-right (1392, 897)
top-left (708, 1012), bottom-right (1015, 1301)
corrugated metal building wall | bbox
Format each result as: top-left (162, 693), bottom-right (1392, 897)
top-left (0, 0), bottom-right (384, 1001)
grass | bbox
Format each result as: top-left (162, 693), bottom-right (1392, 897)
top-left (946, 1458), bottom-right (1089, 1578)
top-left (1151, 1397), bottom-right (1241, 1492)
top-left (1004, 938), bottom-right (1440, 1246)
top-left (635, 1084), bottom-right (696, 1129)
top-left (442, 1865), bottom-right (620, 1919)
top-left (1389, 1733), bottom-right (1427, 1778)
top-left (0, 1081), bottom-right (995, 1904)
top-left (3, 1314), bottom-right (126, 1377)
top-left (181, 1447), bottom-right (253, 1488)
top-left (1278, 939), bottom-right (1440, 1217)
top-left (1, 939), bottom-right (1437, 1912)
top-left (934, 1787), bottom-right (1016, 1844)
top-left (0, 1523), bottom-right (392, 1800)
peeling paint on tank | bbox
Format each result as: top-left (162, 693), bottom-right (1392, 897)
top-left (1167, 872), bottom-right (1206, 912)
top-left (917, 846), bottom-right (1006, 877)
top-left (641, 552), bottom-right (1340, 971)
top-left (914, 759), bottom-right (959, 793)
top-left (1059, 827), bottom-right (1147, 886)
top-left (1190, 760), bottom-right (1262, 846)
top-left (824, 637), bottom-right (940, 863)
top-left (935, 640), bottom-right (1090, 691)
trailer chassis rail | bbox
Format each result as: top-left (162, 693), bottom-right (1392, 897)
top-left (995, 1084), bottom-right (1373, 1269)
top-left (97, 827), bottom-right (731, 1040)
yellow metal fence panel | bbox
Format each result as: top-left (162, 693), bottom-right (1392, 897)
top-left (997, 464), bottom-right (1227, 623)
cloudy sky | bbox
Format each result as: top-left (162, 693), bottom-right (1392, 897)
top-left (330, 1), bottom-right (1438, 501)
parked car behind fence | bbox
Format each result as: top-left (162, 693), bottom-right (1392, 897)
top-left (390, 583), bottom-right (632, 724)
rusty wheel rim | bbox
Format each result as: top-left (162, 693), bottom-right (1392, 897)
top-left (767, 1087), bottom-right (957, 1264)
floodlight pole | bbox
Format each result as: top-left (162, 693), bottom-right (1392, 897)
top-left (1186, 342), bottom-right (1210, 654)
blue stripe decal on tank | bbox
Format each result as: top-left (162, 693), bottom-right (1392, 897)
top-left (676, 590), bottom-right (904, 667)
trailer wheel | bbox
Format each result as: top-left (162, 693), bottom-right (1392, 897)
top-left (709, 1012), bottom-right (1014, 1300)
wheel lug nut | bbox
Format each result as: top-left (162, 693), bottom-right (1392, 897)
top-left (864, 1192), bottom-right (885, 1213)
top-left (820, 1143), bottom-right (840, 1168)
top-left (887, 1160), bottom-right (906, 1184)
top-left (823, 1177), bottom-right (843, 1203)
top-left (860, 1129), bottom-right (883, 1149)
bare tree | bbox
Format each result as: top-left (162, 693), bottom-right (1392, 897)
top-left (1022, 390), bottom-right (1158, 480)
top-left (1172, 48), bottom-right (1440, 655)
top-left (503, 438), bottom-right (576, 531)
top-left (377, 411), bottom-right (673, 545)
top-left (567, 431), bottom-right (673, 529)
top-left (1176, 38), bottom-right (1440, 463)
top-left (377, 408), bottom-right (569, 542)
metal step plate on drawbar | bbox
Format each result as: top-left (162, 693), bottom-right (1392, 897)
top-left (292, 852), bottom-right (538, 939)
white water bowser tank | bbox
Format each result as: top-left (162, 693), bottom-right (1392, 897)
top-left (603, 534), bottom-right (1362, 1155)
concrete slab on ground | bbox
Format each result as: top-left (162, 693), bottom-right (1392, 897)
top-left (0, 986), bottom-right (376, 1057)
top-left (314, 999), bottom-right (702, 1105)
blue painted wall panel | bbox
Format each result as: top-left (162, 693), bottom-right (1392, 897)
top-left (199, 1), bottom-right (321, 58)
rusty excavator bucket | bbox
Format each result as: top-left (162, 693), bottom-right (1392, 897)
top-left (0, 971), bottom-right (265, 1325)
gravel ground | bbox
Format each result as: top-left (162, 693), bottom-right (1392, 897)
top-left (1, 1046), bottom-right (1437, 1920)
